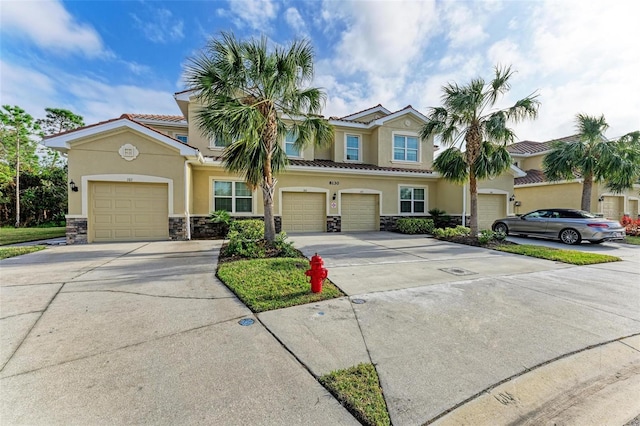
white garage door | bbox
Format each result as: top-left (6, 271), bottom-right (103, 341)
top-left (90, 182), bottom-right (169, 243)
top-left (478, 194), bottom-right (506, 231)
top-left (341, 194), bottom-right (379, 232)
top-left (281, 192), bottom-right (326, 232)
top-left (602, 196), bottom-right (623, 220)
top-left (629, 199), bottom-right (639, 217)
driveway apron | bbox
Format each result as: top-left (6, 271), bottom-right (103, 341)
top-left (285, 232), bottom-right (640, 425)
top-left (0, 241), bottom-right (357, 425)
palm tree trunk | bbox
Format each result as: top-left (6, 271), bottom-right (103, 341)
top-left (469, 170), bottom-right (478, 235)
top-left (262, 108), bottom-right (278, 242)
top-left (581, 172), bottom-right (593, 212)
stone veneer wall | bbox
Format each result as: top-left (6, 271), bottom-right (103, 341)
top-left (379, 215), bottom-right (471, 231)
top-left (169, 217), bottom-right (187, 241)
top-left (190, 215), bottom-right (282, 239)
top-left (327, 216), bottom-right (341, 232)
top-left (66, 218), bottom-right (88, 244)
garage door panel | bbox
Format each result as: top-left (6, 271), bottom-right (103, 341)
top-left (90, 182), bottom-right (169, 243)
top-left (282, 193), bottom-right (325, 232)
top-left (602, 196), bottom-right (622, 220)
top-left (342, 194), bottom-right (379, 232)
top-left (478, 194), bottom-right (506, 231)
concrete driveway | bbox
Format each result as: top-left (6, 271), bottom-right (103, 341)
top-left (0, 241), bottom-right (357, 425)
top-left (2, 234), bottom-right (639, 425)
top-left (276, 232), bottom-right (640, 424)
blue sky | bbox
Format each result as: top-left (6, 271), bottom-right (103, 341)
top-left (1, 0), bottom-right (639, 141)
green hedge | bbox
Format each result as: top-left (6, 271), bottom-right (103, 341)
top-left (395, 218), bottom-right (435, 234)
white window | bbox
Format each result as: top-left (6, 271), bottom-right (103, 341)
top-left (210, 135), bottom-right (233, 148)
top-left (213, 181), bottom-right (252, 213)
top-left (393, 134), bottom-right (419, 162)
top-left (175, 134), bottom-right (188, 143)
top-left (400, 186), bottom-right (425, 214)
top-left (285, 132), bottom-right (301, 157)
top-left (345, 134), bottom-right (361, 161)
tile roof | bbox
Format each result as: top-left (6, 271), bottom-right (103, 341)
top-left (514, 169), bottom-right (546, 185)
top-left (507, 134), bottom-right (580, 155)
top-left (204, 157), bottom-right (433, 174)
top-left (515, 168), bottom-right (582, 186)
top-left (339, 104), bottom-right (388, 120)
top-left (122, 113), bottom-right (187, 124)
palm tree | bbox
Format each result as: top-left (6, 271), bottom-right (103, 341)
top-left (543, 114), bottom-right (640, 212)
top-left (421, 66), bottom-right (539, 235)
top-left (185, 33), bottom-right (333, 241)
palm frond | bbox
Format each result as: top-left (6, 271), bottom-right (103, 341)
top-left (474, 142), bottom-right (512, 179)
top-left (433, 147), bottom-right (468, 183)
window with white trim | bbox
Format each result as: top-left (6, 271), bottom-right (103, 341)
top-left (393, 134), bottom-right (419, 162)
top-left (209, 135), bottom-right (233, 148)
top-left (285, 132), bottom-right (301, 157)
top-left (400, 186), bottom-right (425, 213)
top-left (175, 134), bottom-right (188, 143)
top-left (345, 134), bottom-right (361, 161)
top-left (213, 181), bottom-right (252, 213)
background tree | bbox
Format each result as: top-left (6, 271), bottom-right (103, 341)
top-left (543, 114), bottom-right (640, 212)
top-left (185, 32), bottom-right (333, 241)
top-left (421, 66), bottom-right (539, 235)
top-left (37, 108), bottom-right (85, 135)
top-left (1, 105), bottom-right (41, 227)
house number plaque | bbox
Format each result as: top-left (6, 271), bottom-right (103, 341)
top-left (329, 181), bottom-right (339, 185)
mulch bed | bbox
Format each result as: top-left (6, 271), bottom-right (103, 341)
top-left (438, 235), bottom-right (517, 249)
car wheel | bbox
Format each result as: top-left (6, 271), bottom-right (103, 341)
top-left (493, 222), bottom-right (508, 234)
top-left (559, 228), bottom-right (582, 245)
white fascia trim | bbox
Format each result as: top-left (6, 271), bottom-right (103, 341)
top-left (80, 174), bottom-right (174, 217)
top-left (337, 188), bottom-right (382, 216)
top-left (174, 90), bottom-right (195, 102)
top-left (509, 164), bottom-right (527, 177)
top-left (341, 105), bottom-right (392, 121)
top-left (330, 108), bottom-right (428, 129)
top-left (279, 187), bottom-right (331, 216)
top-left (508, 150), bottom-right (550, 158)
top-left (516, 179), bottom-right (583, 188)
top-left (45, 119), bottom-right (199, 157)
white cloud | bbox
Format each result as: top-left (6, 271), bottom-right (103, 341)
top-left (0, 60), bottom-right (58, 116)
top-left (0, 0), bottom-right (107, 57)
top-left (220, 0), bottom-right (279, 31)
top-left (441, 3), bottom-right (488, 48)
top-left (284, 7), bottom-right (306, 35)
top-left (131, 8), bottom-right (184, 43)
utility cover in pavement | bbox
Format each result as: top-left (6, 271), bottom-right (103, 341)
top-left (439, 267), bottom-right (477, 276)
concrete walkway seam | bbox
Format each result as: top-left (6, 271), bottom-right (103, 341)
top-left (0, 313), bottom-right (250, 380)
top-left (1, 243), bottom-right (151, 372)
top-left (422, 331), bottom-right (640, 425)
top-left (62, 289), bottom-right (237, 301)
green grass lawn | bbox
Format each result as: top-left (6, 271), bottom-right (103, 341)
top-left (624, 235), bottom-right (640, 245)
top-left (0, 245), bottom-right (45, 259)
top-left (216, 257), bottom-right (344, 312)
top-left (0, 227), bottom-right (65, 245)
top-left (320, 363), bottom-right (390, 426)
top-left (495, 244), bottom-right (621, 265)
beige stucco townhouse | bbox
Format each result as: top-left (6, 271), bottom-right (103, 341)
top-left (508, 136), bottom-right (640, 220)
top-left (45, 92), bottom-right (523, 244)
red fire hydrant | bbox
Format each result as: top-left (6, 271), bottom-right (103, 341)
top-left (305, 253), bottom-right (328, 293)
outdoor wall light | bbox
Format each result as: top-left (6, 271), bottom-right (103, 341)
top-left (69, 180), bottom-right (78, 192)
top-left (598, 196), bottom-right (604, 202)
top-left (332, 193), bottom-right (337, 201)
top-left (509, 194), bottom-right (516, 202)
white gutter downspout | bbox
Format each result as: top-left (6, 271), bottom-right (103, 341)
top-left (462, 183), bottom-right (467, 227)
top-left (184, 156), bottom-right (202, 240)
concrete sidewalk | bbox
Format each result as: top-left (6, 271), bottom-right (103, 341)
top-left (0, 241), bottom-right (358, 425)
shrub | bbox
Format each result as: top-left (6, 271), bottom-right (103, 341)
top-left (209, 210), bottom-right (233, 237)
top-left (432, 225), bottom-right (470, 239)
top-left (477, 229), bottom-right (506, 245)
top-left (396, 218), bottom-right (435, 234)
top-left (620, 215), bottom-right (640, 236)
top-left (428, 208), bottom-right (452, 228)
top-left (273, 232), bottom-right (300, 257)
top-left (224, 219), bottom-right (265, 258)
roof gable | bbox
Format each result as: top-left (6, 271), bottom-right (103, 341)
top-left (340, 104), bottom-right (392, 121)
top-left (44, 118), bottom-right (199, 157)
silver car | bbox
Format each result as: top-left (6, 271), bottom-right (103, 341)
top-left (492, 208), bottom-right (626, 245)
